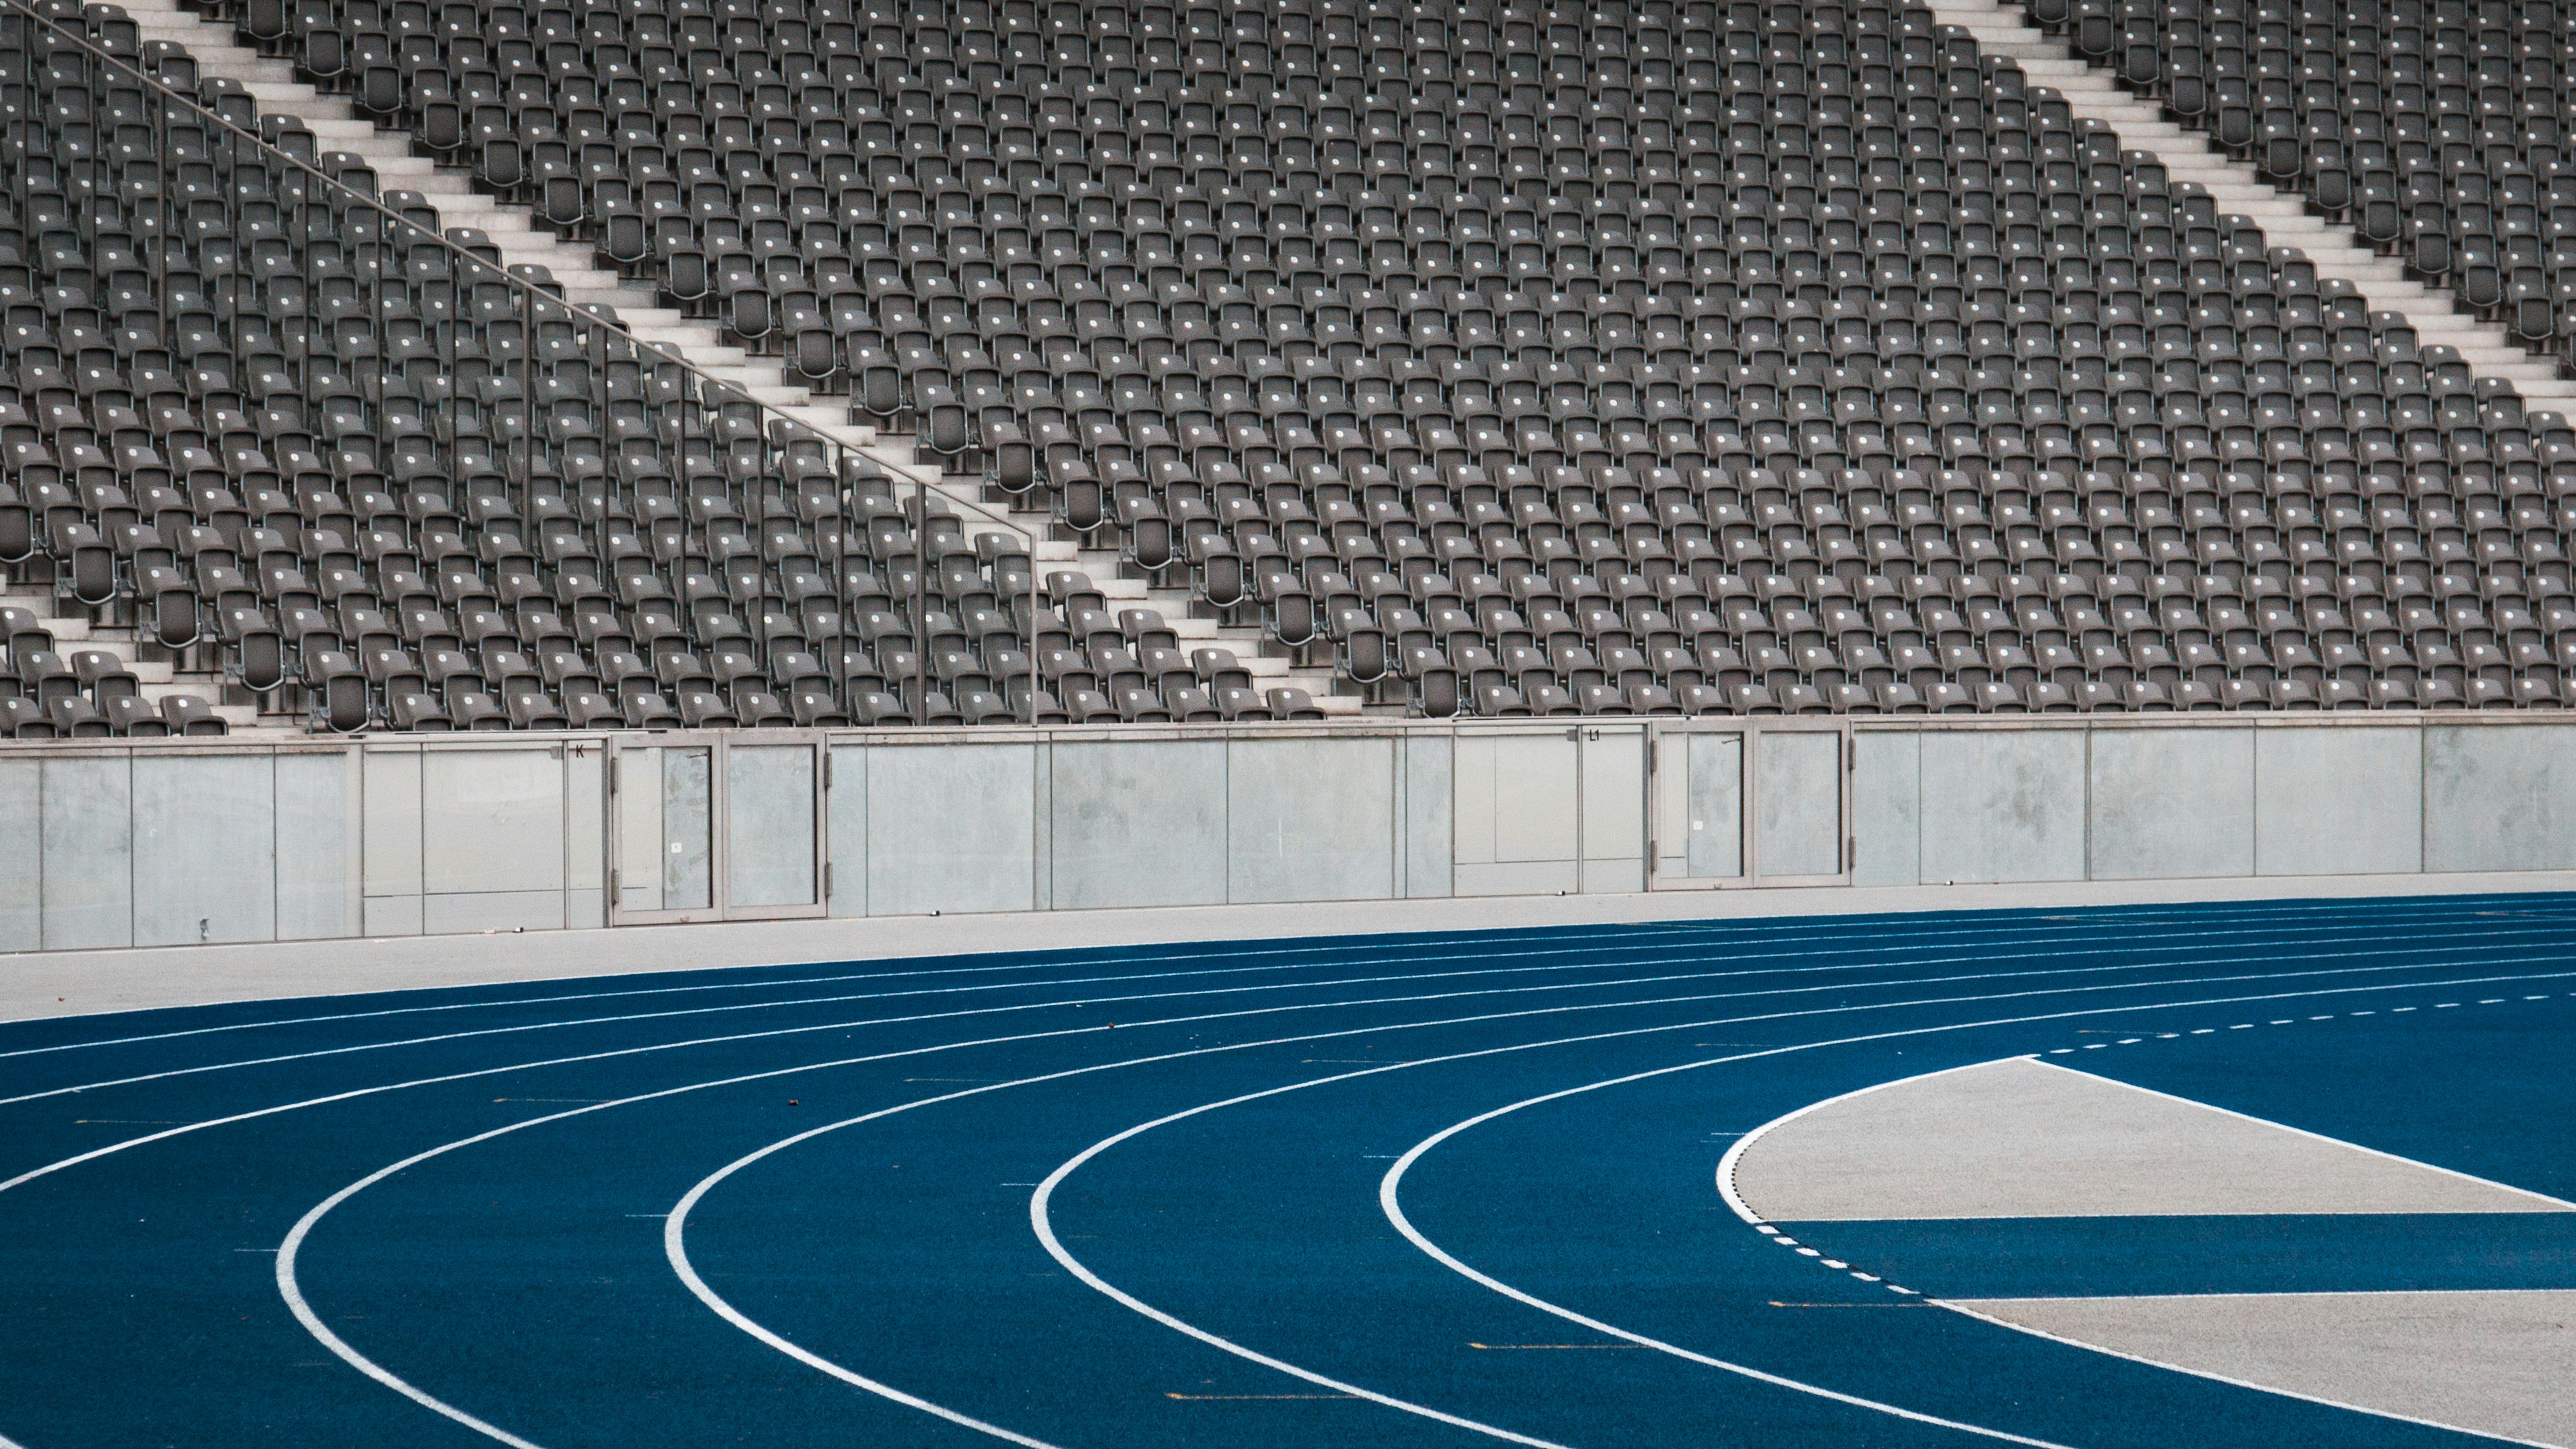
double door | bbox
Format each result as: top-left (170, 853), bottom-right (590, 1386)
top-left (1649, 721), bottom-right (1852, 889)
top-left (607, 735), bottom-right (827, 924)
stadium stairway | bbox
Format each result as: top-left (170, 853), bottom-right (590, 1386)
top-left (108, 0), bottom-right (1366, 717)
top-left (2, 562), bottom-right (279, 735)
top-left (859, 442), bottom-right (1370, 711)
top-left (1934, 0), bottom-right (2576, 409)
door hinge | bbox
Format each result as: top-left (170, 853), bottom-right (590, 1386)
top-left (824, 861), bottom-right (834, 900)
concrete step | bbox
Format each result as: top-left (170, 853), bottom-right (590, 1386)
top-left (1942, 0), bottom-right (2576, 401)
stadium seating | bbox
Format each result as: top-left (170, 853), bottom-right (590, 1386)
top-left (2038, 0), bottom-right (2576, 366)
top-left (5, 0), bottom-right (2575, 731)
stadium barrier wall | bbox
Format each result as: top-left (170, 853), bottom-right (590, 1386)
top-left (3, 714), bottom-right (2574, 951)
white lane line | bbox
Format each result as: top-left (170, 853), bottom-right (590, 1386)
top-left (1383, 1120), bottom-right (2074, 1449)
top-left (22, 922), bottom-right (2567, 1110)
top-left (297, 964), bottom-right (2400, 1448)
top-left (10, 895), bottom-right (2482, 1058)
top-left (1713, 1059), bottom-right (2009, 1226)
top-left (7, 953), bottom-right (2536, 1447)
top-left (24, 904), bottom-right (2462, 1077)
top-left (674, 966), bottom-right (2430, 1446)
top-left (1034, 970), bottom-right (2576, 1449)
top-left (270, 956), bottom-right (2576, 1447)
top-left (278, 1018), bottom-right (1141, 1449)
top-left (41, 946), bottom-right (2515, 1215)
top-left (15, 945), bottom-right (1903, 1106)
top-left (1934, 1300), bottom-right (2566, 1449)
top-left (1362, 976), bottom-right (2576, 1447)
top-left (2020, 1058), bottom-right (2576, 1211)
top-left (2042, 983), bottom-right (2575, 1055)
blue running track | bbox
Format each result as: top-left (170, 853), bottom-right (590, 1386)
top-left (2, 893), bottom-right (2573, 1448)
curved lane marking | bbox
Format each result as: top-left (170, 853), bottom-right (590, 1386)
top-left (1714, 1059), bottom-right (2009, 1224)
top-left (1936, 1298), bottom-right (2565, 1449)
top-left (672, 963), bottom-right (2558, 1448)
top-left (1029, 969), bottom-right (2575, 1448)
top-left (277, 963), bottom-right (2357, 1446)
top-left (16, 914), bottom-right (2563, 1108)
top-left (1387, 992), bottom-right (2576, 1445)
top-left (2015, 1056), bottom-right (2576, 1209)
top-left (7, 895), bottom-right (2538, 1063)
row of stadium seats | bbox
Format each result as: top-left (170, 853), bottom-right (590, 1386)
top-left (5, 0), bottom-right (2575, 732)
top-left (4, 0), bottom-right (1349, 732)
top-left (2048, 0), bottom-right (2576, 363)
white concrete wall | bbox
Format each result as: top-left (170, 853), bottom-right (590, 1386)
top-left (1401, 733), bottom-right (1453, 898)
top-left (1453, 728), bottom-right (1582, 896)
top-left (1051, 739), bottom-right (1229, 908)
top-left (12, 716), bottom-right (2576, 953)
top-left (2424, 722), bottom-right (2576, 873)
top-left (363, 741), bottom-right (600, 935)
top-left (1228, 735), bottom-right (1397, 904)
top-left (40, 753), bottom-right (131, 949)
top-left (1916, 729), bottom-right (2088, 885)
top-left (725, 743), bottom-right (816, 910)
top-left (2253, 726), bottom-right (2422, 877)
top-left (2087, 727), bottom-right (2255, 881)
top-left (1579, 727), bottom-right (1647, 894)
top-left (276, 751), bottom-right (360, 940)
top-left (1851, 731), bottom-right (1921, 888)
top-left (862, 741), bottom-right (1038, 916)
top-left (131, 752), bottom-right (275, 947)
top-left (1756, 731), bottom-right (1843, 879)
top-left (0, 757), bottom-right (37, 952)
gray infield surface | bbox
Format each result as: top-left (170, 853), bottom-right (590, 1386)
top-left (1954, 1290), bottom-right (2576, 1448)
top-left (1732, 1057), bottom-right (2573, 1221)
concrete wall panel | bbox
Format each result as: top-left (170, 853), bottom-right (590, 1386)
top-left (362, 894), bottom-right (423, 937)
top-left (421, 889), bottom-right (568, 935)
top-left (562, 745), bottom-right (604, 896)
top-left (1402, 733), bottom-right (1453, 898)
top-left (867, 743), bottom-right (1036, 916)
top-left (2088, 728), bottom-right (2255, 881)
top-left (659, 747), bottom-right (713, 910)
top-left (41, 754), bottom-right (131, 949)
top-left (1049, 739), bottom-right (1226, 909)
top-left (0, 757), bottom-right (40, 951)
top-left (421, 748), bottom-right (565, 896)
top-left (132, 753), bottom-right (275, 947)
top-left (1454, 731), bottom-right (1578, 868)
top-left (2255, 726), bottom-right (2423, 877)
top-left (727, 744), bottom-right (816, 909)
top-left (1579, 728), bottom-right (1647, 893)
top-left (276, 750), bottom-right (358, 941)
top-left (2425, 723), bottom-right (2576, 873)
top-left (1228, 735), bottom-right (1395, 904)
top-left (1757, 731), bottom-right (1843, 879)
top-left (361, 747), bottom-right (422, 914)
top-left (1852, 731), bottom-right (1921, 887)
top-left (612, 745), bottom-right (669, 914)
top-left (1918, 730), bottom-right (2087, 885)
top-left (1453, 858), bottom-right (1583, 896)
top-left (826, 743), bottom-right (867, 916)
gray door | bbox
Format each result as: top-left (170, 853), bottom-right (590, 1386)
top-left (609, 735), bottom-right (826, 923)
